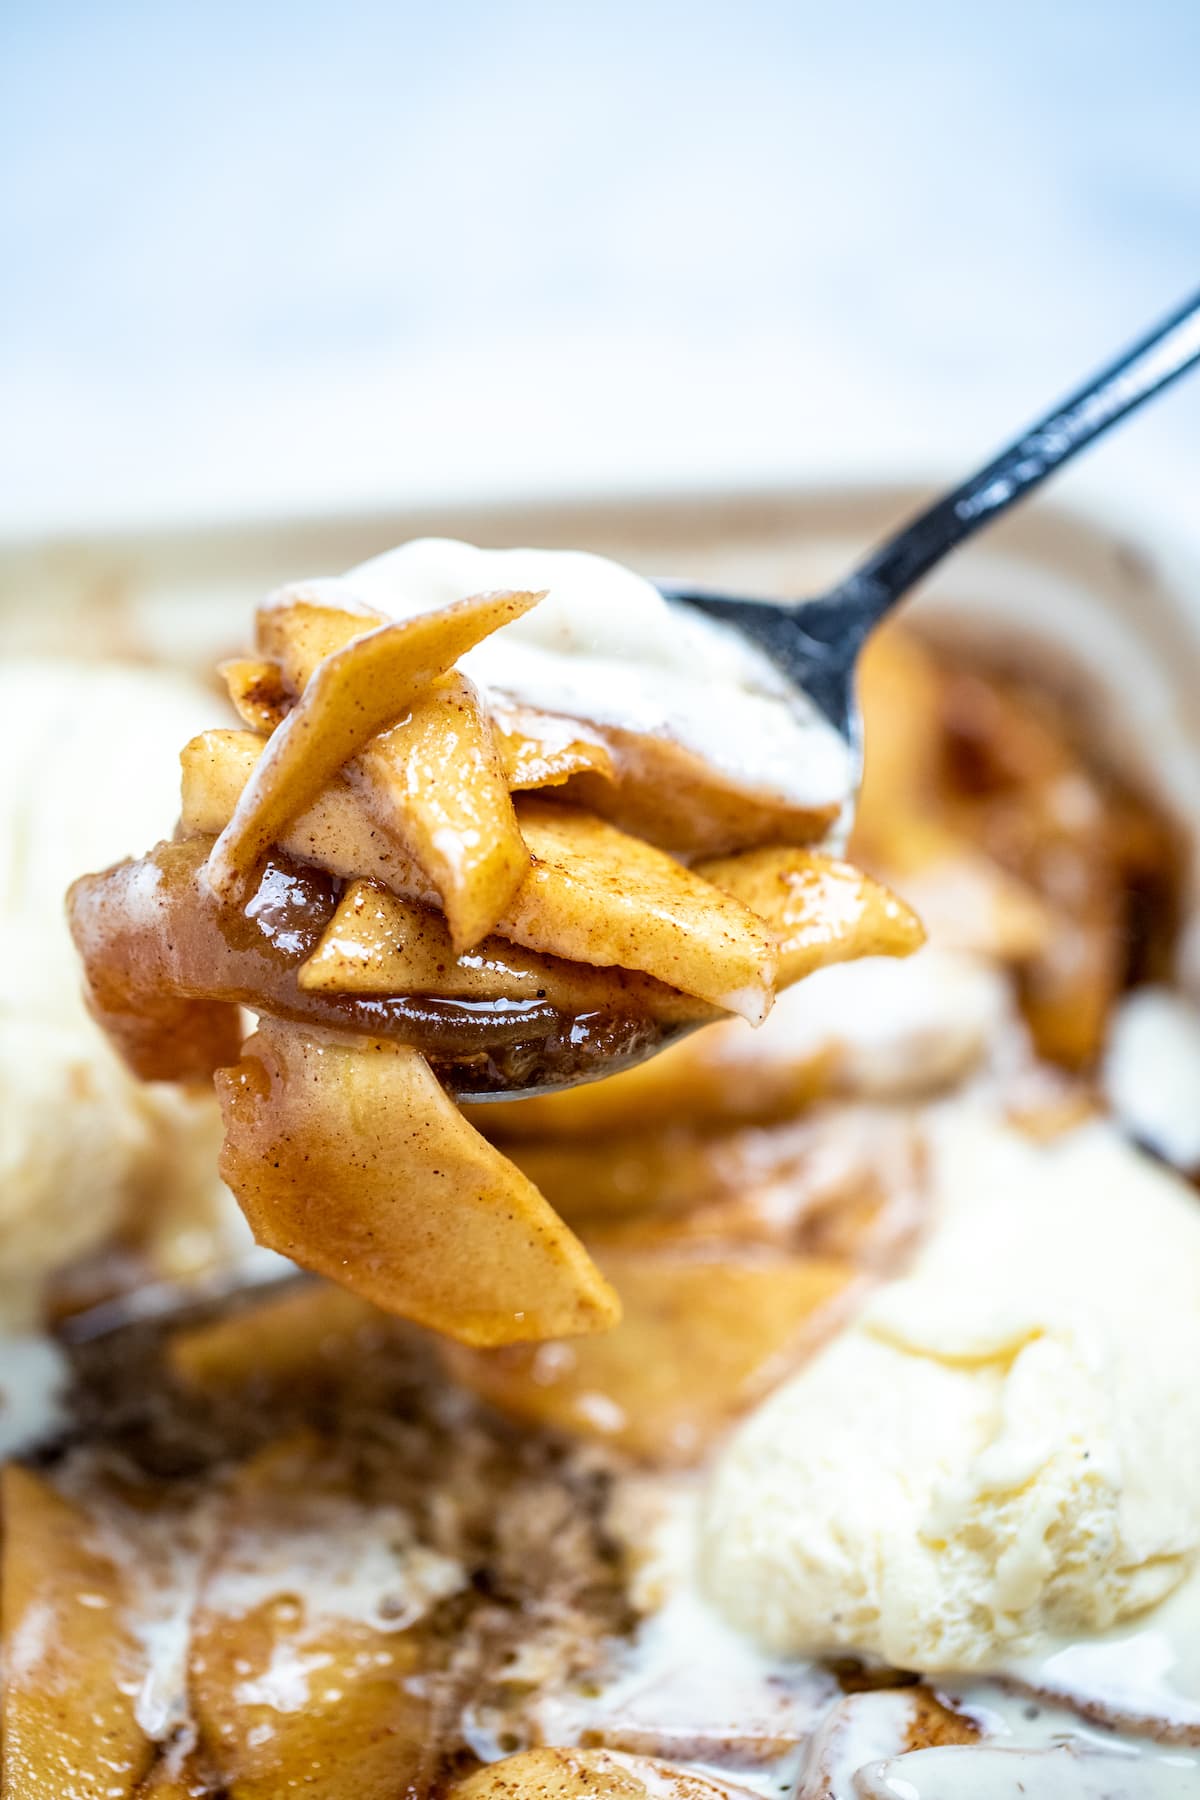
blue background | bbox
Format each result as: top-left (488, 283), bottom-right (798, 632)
top-left (3, 1), bottom-right (1198, 541)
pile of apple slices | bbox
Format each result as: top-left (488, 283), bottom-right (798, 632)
top-left (69, 584), bottom-right (921, 1345)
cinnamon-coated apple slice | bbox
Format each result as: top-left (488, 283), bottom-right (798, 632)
top-left (508, 799), bottom-right (779, 1023)
top-left (215, 1019), bottom-right (620, 1345)
top-left (220, 656), bottom-right (292, 732)
top-left (442, 1243), bottom-right (857, 1461)
top-left (136, 1754), bottom-right (211, 1797)
top-left (0, 1466), bottom-right (154, 1798)
top-left (696, 846), bottom-right (924, 985)
top-left (190, 1436), bottom-right (442, 1799)
top-left (182, 729), bottom-right (425, 889)
top-left (254, 584), bottom-right (389, 687)
top-left (297, 879), bottom-right (713, 1024)
top-left (184, 737), bottom-right (779, 1024)
top-left (170, 1281), bottom-right (395, 1399)
top-left (490, 697), bottom-right (617, 789)
top-left (259, 595), bottom-right (533, 949)
top-left (562, 723), bottom-right (840, 859)
top-left (466, 1025), bottom-right (832, 1141)
top-left (349, 672), bottom-right (530, 952)
top-left (207, 588), bottom-right (543, 899)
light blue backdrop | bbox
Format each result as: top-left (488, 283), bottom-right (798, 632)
top-left (3, 0), bottom-right (1198, 542)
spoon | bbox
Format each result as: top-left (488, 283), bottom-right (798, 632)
top-left (658, 286), bottom-right (1200, 745)
top-left (455, 287), bottom-right (1200, 1102)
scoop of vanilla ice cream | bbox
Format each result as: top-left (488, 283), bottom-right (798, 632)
top-left (701, 1113), bottom-right (1200, 1671)
top-left (0, 658), bottom-right (239, 1322)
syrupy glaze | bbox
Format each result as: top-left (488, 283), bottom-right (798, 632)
top-left (67, 836), bottom-right (677, 1097)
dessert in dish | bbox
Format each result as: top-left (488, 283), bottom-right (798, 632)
top-left (66, 542), bottom-right (920, 1344)
top-left (2, 528), bottom-right (1199, 1798)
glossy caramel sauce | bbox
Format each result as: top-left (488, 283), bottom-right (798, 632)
top-left (68, 837), bottom-right (674, 1097)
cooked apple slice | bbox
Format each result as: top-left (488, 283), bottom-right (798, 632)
top-left (874, 820), bottom-right (1054, 962)
top-left (696, 847), bottom-right (924, 985)
top-left (207, 588), bottom-right (543, 898)
top-left (190, 1437), bottom-right (447, 1800)
top-left (184, 738), bottom-right (780, 1024)
top-left (452, 1748), bottom-right (761, 1800)
top-left (215, 1020), bottom-right (620, 1344)
top-left (563, 725), bottom-right (840, 858)
top-left (350, 672), bottom-right (530, 951)
top-left (170, 1280), bottom-right (397, 1398)
top-left (443, 1244), bottom-right (856, 1460)
top-left (298, 879), bottom-right (712, 1024)
top-left (260, 603), bottom-right (618, 801)
top-left (505, 1126), bottom-right (756, 1225)
top-left (255, 585), bottom-right (388, 689)
top-left (509, 800), bottom-right (778, 1023)
top-left (1, 1465), bottom-right (154, 1798)
top-left (68, 835), bottom-right (336, 1082)
top-left (220, 656), bottom-right (291, 732)
top-left (499, 1112), bottom-right (915, 1242)
top-left (181, 729), bottom-right (429, 891)
top-left (490, 698), bottom-right (617, 789)
top-left (257, 601), bottom-right (531, 949)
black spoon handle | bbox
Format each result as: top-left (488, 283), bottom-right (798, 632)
top-left (850, 285), bottom-right (1200, 609)
top-left (660, 286), bottom-right (1200, 735)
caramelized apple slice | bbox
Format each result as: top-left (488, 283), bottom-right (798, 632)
top-left (170, 1281), bottom-right (397, 1399)
top-left (259, 596), bottom-right (531, 948)
top-left (490, 699), bottom-right (617, 790)
top-left (453, 1748), bottom-right (761, 1800)
top-left (298, 879), bottom-right (712, 1023)
top-left (1, 1465), bottom-right (154, 1798)
top-left (215, 1020), bottom-right (620, 1344)
top-left (696, 848), bottom-right (924, 985)
top-left (184, 737), bottom-right (780, 1024)
top-left (854, 625), bottom-right (948, 828)
top-left (190, 1437), bottom-right (449, 1800)
top-left (220, 656), bottom-right (291, 732)
top-left (443, 1244), bottom-right (856, 1460)
top-left (351, 673), bottom-right (530, 951)
top-left (181, 730), bottom-right (428, 890)
top-left (207, 588), bottom-right (543, 898)
top-left (563, 725), bottom-right (840, 859)
top-left (510, 800), bottom-right (779, 1023)
top-left (255, 586), bottom-right (388, 689)
top-left (501, 1108), bottom-right (924, 1253)
top-left (68, 836), bottom-right (335, 1082)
